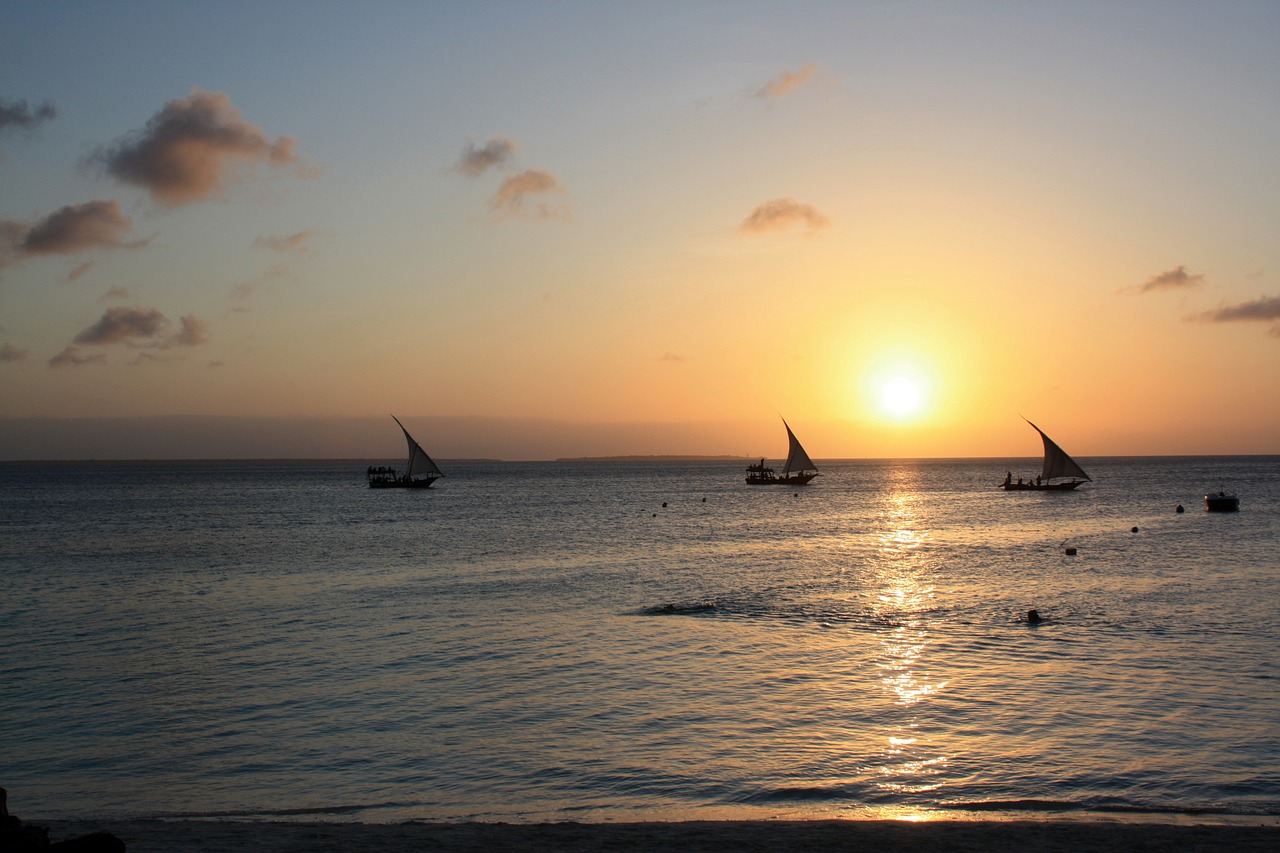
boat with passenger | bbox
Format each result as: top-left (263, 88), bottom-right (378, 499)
top-left (746, 419), bottom-right (819, 486)
top-left (1002, 418), bottom-right (1091, 491)
top-left (1204, 491), bottom-right (1239, 512)
top-left (368, 415), bottom-right (444, 489)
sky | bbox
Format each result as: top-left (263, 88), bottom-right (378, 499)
top-left (2, 1), bottom-right (1278, 460)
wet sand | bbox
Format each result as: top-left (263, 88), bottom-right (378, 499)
top-left (42, 818), bottom-right (1280, 853)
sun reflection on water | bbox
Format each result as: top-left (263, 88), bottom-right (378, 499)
top-left (869, 474), bottom-right (950, 798)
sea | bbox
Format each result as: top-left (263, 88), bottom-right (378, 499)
top-left (1, 456), bottom-right (1277, 824)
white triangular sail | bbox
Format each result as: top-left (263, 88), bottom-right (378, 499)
top-left (392, 416), bottom-right (444, 479)
top-left (1027, 419), bottom-right (1090, 482)
top-left (781, 419), bottom-right (818, 476)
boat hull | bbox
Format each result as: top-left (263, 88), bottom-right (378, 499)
top-left (746, 473), bottom-right (818, 486)
top-left (1205, 494), bottom-right (1239, 512)
top-left (369, 477), bottom-right (438, 489)
top-left (1001, 480), bottom-right (1084, 491)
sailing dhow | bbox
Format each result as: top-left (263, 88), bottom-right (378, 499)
top-left (746, 419), bottom-right (820, 485)
top-left (1001, 419), bottom-right (1090, 491)
top-left (368, 415), bottom-right (445, 489)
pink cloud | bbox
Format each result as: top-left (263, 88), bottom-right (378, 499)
top-left (91, 89), bottom-right (308, 206)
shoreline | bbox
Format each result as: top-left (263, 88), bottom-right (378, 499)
top-left (40, 817), bottom-right (1280, 853)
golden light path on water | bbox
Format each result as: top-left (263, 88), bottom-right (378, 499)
top-left (871, 473), bottom-right (949, 818)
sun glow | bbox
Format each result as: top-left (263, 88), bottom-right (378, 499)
top-left (866, 359), bottom-right (936, 423)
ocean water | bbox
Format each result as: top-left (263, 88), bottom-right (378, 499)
top-left (1, 456), bottom-right (1277, 823)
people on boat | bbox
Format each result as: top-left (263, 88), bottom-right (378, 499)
top-left (1004, 471), bottom-right (1012, 486)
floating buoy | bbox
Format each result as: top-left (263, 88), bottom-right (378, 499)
top-left (1027, 609), bottom-right (1042, 624)
top-left (662, 502), bottom-right (667, 508)
top-left (1131, 526), bottom-right (1139, 533)
top-left (1064, 547), bottom-right (1077, 556)
top-left (1176, 504), bottom-right (1184, 513)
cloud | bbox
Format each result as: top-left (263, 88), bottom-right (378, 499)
top-left (490, 169), bottom-right (568, 219)
top-left (73, 306), bottom-right (168, 344)
top-left (0, 98), bottom-right (56, 134)
top-left (253, 230), bottom-right (314, 253)
top-left (659, 352), bottom-right (684, 363)
top-left (1, 342), bottom-right (29, 363)
top-left (1193, 295), bottom-right (1280, 337)
top-left (68, 305), bottom-right (209, 350)
top-left (89, 89), bottom-right (307, 206)
top-left (1140, 265), bottom-right (1204, 293)
top-left (66, 262), bottom-right (96, 282)
top-left (229, 262), bottom-right (289, 306)
top-left (1, 200), bottom-right (144, 270)
top-left (455, 137), bottom-right (516, 177)
top-left (755, 65), bottom-right (818, 100)
top-left (739, 198), bottom-right (830, 234)
top-left (48, 347), bottom-right (106, 368)
top-left (170, 314), bottom-right (209, 347)
top-left (102, 286), bottom-right (131, 300)
top-left (19, 200), bottom-right (138, 256)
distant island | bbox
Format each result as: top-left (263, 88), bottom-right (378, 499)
top-left (556, 455), bottom-right (749, 462)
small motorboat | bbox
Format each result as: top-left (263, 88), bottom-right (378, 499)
top-left (1204, 491), bottom-right (1240, 512)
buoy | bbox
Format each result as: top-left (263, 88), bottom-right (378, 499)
top-left (1064, 547), bottom-right (1077, 556)
top-left (1131, 526), bottom-right (1139, 533)
top-left (1176, 504), bottom-right (1184, 513)
top-left (1027, 609), bottom-right (1042, 624)
top-left (662, 502), bottom-right (667, 508)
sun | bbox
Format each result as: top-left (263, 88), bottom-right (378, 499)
top-left (863, 358), bottom-right (935, 423)
top-left (880, 375), bottom-right (925, 418)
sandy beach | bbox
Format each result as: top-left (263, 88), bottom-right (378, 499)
top-left (40, 818), bottom-right (1280, 853)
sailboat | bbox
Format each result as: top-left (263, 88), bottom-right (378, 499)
top-left (746, 419), bottom-right (820, 485)
top-left (1001, 418), bottom-right (1090, 491)
top-left (368, 415), bottom-right (445, 489)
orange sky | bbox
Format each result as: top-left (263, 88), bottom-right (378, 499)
top-left (2, 3), bottom-right (1278, 459)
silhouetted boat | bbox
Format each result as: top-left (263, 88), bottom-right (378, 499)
top-left (1001, 419), bottom-right (1090, 491)
top-left (368, 416), bottom-right (444, 489)
top-left (746, 419), bottom-right (819, 485)
top-left (1204, 491), bottom-right (1239, 512)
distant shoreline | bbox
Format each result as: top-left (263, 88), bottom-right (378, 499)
top-left (555, 455), bottom-right (750, 462)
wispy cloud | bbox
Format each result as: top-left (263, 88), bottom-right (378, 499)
top-left (1, 200), bottom-right (143, 269)
top-left (229, 262), bottom-right (289, 307)
top-left (739, 198), bottom-right (829, 234)
top-left (659, 352), bottom-right (684, 363)
top-left (0, 98), bottom-right (56, 134)
top-left (454, 137), bottom-right (516, 177)
top-left (491, 169), bottom-right (568, 220)
top-left (47, 347), bottom-right (107, 368)
top-left (66, 262), bottom-right (96, 282)
top-left (0, 342), bottom-right (29, 363)
top-left (88, 89), bottom-right (310, 206)
top-left (50, 306), bottom-right (211, 366)
top-left (1192, 295), bottom-right (1280, 338)
top-left (1139, 265), bottom-right (1204, 293)
top-left (754, 65), bottom-right (818, 100)
top-left (253, 229), bottom-right (314, 253)
top-left (102, 286), bottom-right (131, 301)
